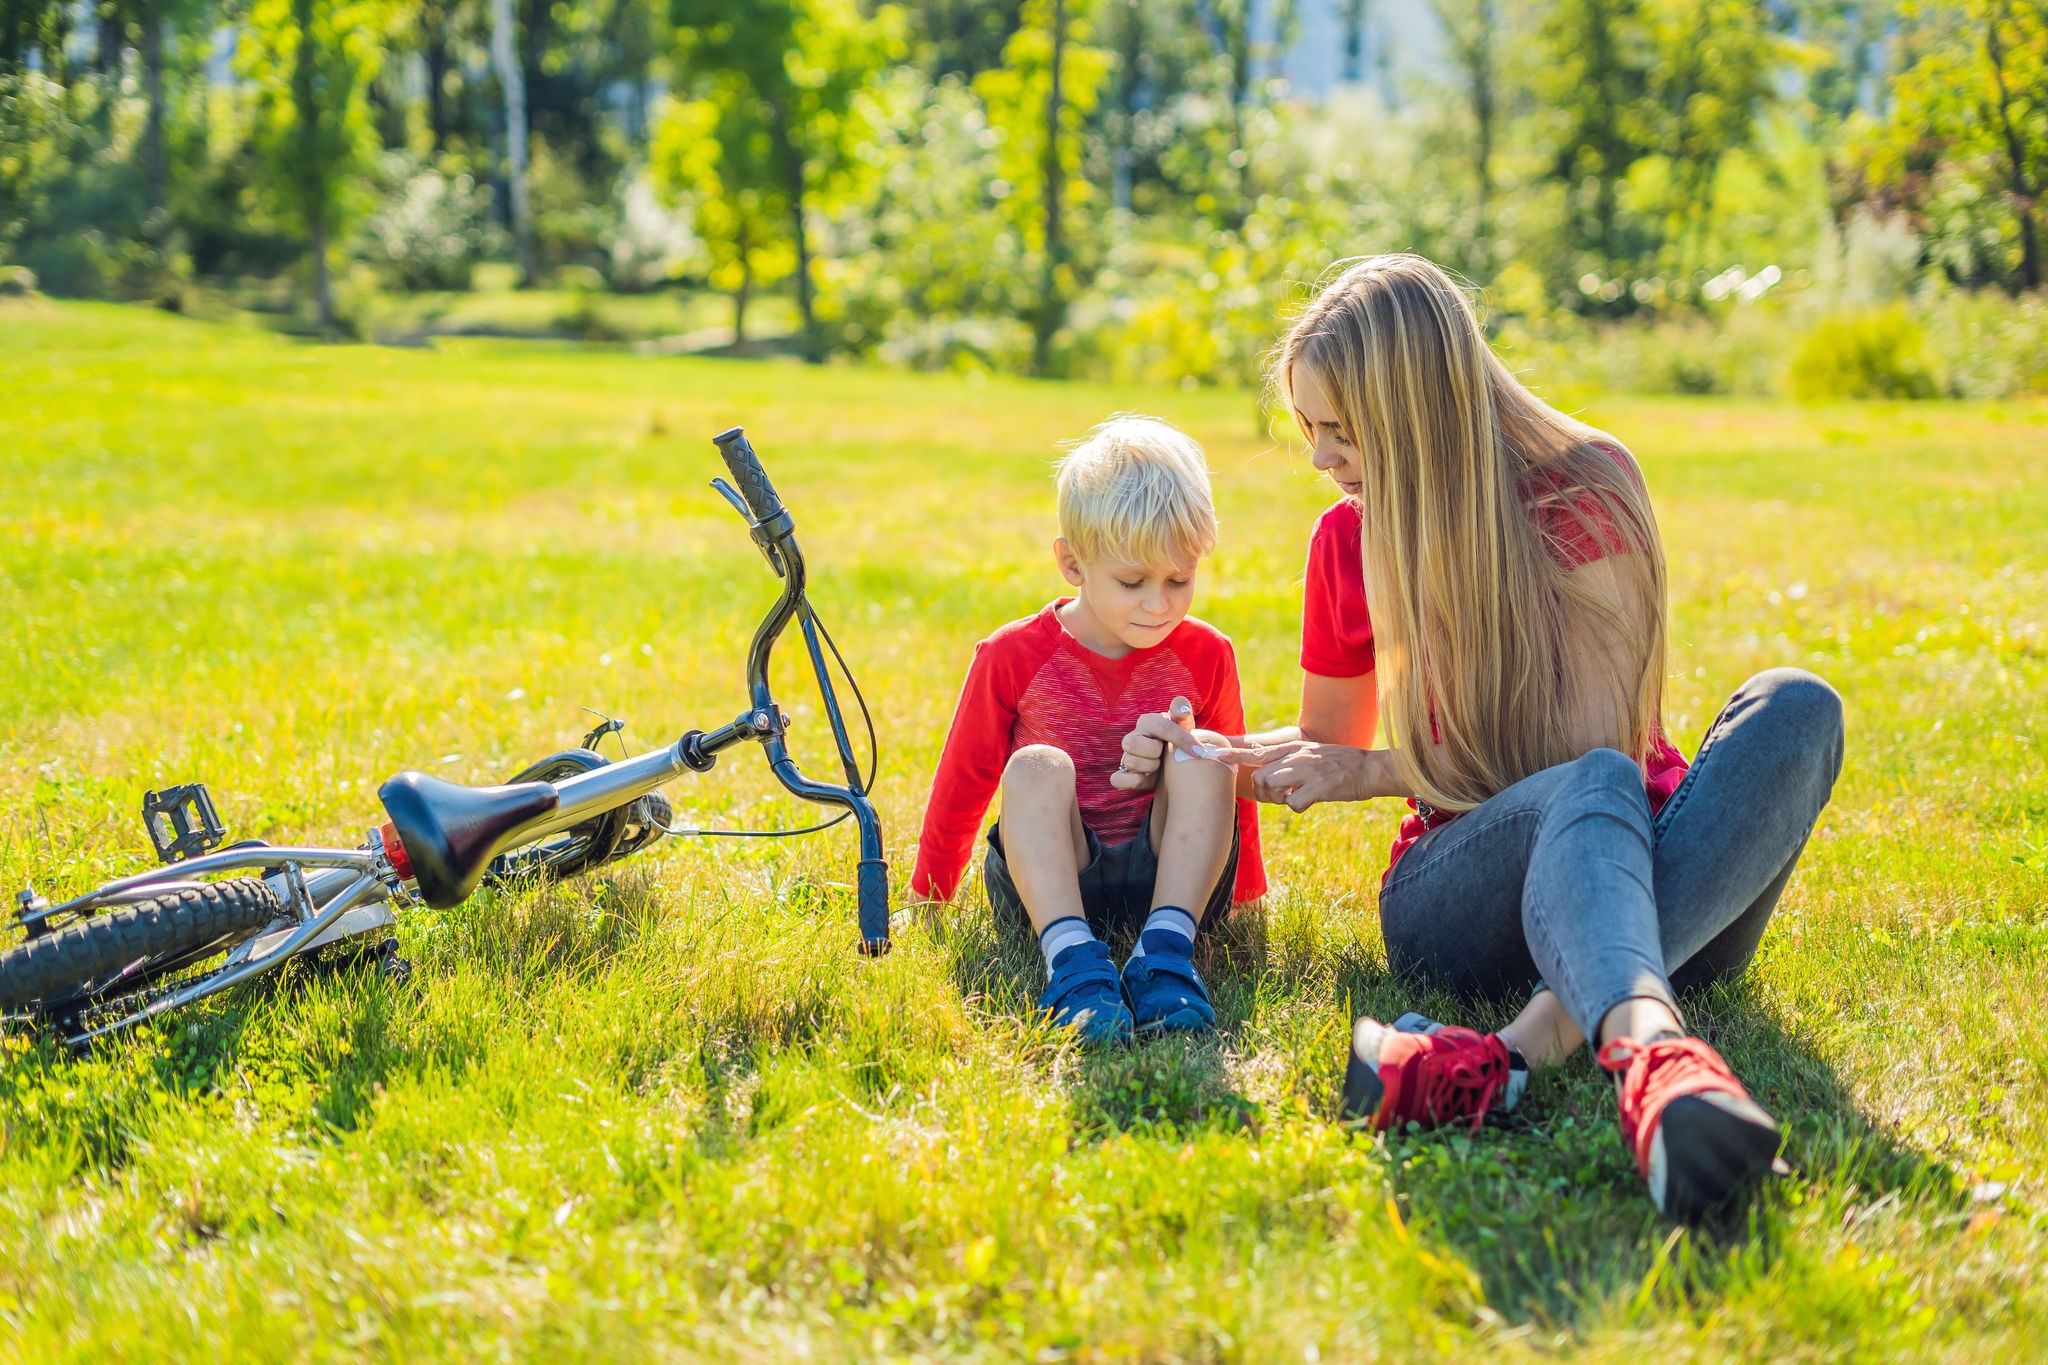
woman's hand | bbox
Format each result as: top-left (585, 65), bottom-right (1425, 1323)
top-left (1111, 697), bottom-right (1228, 791)
top-left (1206, 739), bottom-right (1388, 811)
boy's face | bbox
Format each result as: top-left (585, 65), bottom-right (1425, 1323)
top-left (1054, 538), bottom-right (1200, 652)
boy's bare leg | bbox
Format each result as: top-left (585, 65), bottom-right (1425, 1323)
top-left (997, 744), bottom-right (1093, 934)
top-left (1147, 749), bottom-right (1236, 921)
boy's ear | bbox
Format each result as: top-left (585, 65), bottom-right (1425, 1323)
top-left (1053, 537), bottom-right (1087, 587)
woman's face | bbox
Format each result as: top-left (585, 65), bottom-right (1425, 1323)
top-left (1291, 367), bottom-right (1363, 500)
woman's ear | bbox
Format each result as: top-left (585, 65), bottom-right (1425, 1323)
top-left (1053, 537), bottom-right (1087, 587)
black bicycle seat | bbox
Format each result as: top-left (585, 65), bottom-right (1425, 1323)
top-left (379, 772), bottom-right (560, 908)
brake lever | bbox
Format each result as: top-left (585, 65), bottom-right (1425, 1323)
top-left (711, 477), bottom-right (786, 578)
top-left (710, 476), bottom-right (755, 525)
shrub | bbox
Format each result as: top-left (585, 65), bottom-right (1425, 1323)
top-left (1788, 306), bottom-right (1940, 400)
top-left (356, 156), bottom-right (504, 292)
top-left (0, 265), bottom-right (36, 296)
top-left (1918, 288), bottom-right (2048, 398)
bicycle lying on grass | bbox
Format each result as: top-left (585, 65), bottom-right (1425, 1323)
top-left (1, 428), bottom-right (889, 1047)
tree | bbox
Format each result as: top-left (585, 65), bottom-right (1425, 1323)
top-left (106, 0), bottom-right (210, 225)
top-left (1538, 0), bottom-right (1773, 305)
top-left (975, 0), bottom-right (1107, 373)
top-left (1641, 0), bottom-right (1775, 278)
top-left (651, 77), bottom-right (790, 345)
top-left (1431, 0), bottom-right (1503, 275)
top-left (1341, 0), bottom-right (1370, 83)
top-left (242, 0), bottom-right (391, 330)
top-left (0, 0), bottom-right (74, 78)
top-left (487, 0), bottom-right (532, 282)
top-left (903, 0), bottom-right (1025, 76)
top-left (1540, 0), bottom-right (1653, 276)
top-left (667, 0), bottom-right (901, 362)
top-left (1868, 0), bottom-right (2048, 290)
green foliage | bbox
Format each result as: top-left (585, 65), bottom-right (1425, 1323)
top-left (1537, 0), bottom-right (1781, 307)
top-left (239, 0), bottom-right (394, 319)
top-left (1789, 306), bottom-right (1943, 400)
top-left (1861, 0), bottom-right (2048, 291)
top-left (659, 0), bottom-right (904, 352)
top-left (0, 73), bottom-right (151, 294)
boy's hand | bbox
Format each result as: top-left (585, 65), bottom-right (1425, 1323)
top-left (1112, 697), bottom-right (1219, 790)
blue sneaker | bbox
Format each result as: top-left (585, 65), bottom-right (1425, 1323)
top-left (1122, 948), bottom-right (1215, 1033)
top-left (1038, 940), bottom-right (1134, 1045)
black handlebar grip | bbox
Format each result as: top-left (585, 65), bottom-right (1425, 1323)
top-left (856, 858), bottom-right (891, 955)
top-left (712, 426), bottom-right (784, 523)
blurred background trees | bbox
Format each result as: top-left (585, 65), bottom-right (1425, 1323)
top-left (1, 0), bottom-right (2043, 395)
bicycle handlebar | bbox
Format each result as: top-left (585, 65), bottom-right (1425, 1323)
top-left (713, 426), bottom-right (786, 524)
top-left (703, 427), bottom-right (891, 955)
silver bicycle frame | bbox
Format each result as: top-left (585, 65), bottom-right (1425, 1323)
top-left (54, 841), bottom-right (403, 1043)
top-left (24, 426), bottom-right (888, 1045)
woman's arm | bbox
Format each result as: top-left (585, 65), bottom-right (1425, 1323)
top-left (1223, 671), bottom-right (1380, 797)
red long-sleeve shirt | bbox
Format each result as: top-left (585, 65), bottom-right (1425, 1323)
top-left (911, 601), bottom-right (1267, 905)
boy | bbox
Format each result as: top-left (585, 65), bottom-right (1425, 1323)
top-left (909, 416), bottom-right (1265, 1043)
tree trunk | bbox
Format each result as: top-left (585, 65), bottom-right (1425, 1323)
top-left (771, 101), bottom-right (821, 363)
top-left (1225, 0), bottom-right (1251, 221)
top-left (489, 0), bottom-right (534, 287)
top-left (1111, 0), bottom-right (1140, 213)
top-left (1986, 7), bottom-right (2043, 291)
top-left (1032, 0), bottom-right (1067, 377)
top-left (425, 10), bottom-right (450, 153)
top-left (733, 282), bottom-right (749, 351)
top-left (1432, 0), bottom-right (1497, 272)
top-left (1342, 0), bottom-right (1368, 84)
top-left (142, 2), bottom-right (165, 223)
top-left (310, 204), bottom-right (335, 333)
top-left (291, 0), bottom-right (336, 333)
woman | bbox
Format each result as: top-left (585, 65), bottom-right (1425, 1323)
top-left (1121, 255), bottom-right (1843, 1221)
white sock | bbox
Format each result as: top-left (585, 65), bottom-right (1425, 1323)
top-left (1039, 916), bottom-right (1097, 974)
top-left (1128, 906), bottom-right (1197, 961)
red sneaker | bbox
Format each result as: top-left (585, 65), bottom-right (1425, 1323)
top-left (1598, 1035), bottom-right (1784, 1220)
top-left (1342, 1017), bottom-right (1513, 1134)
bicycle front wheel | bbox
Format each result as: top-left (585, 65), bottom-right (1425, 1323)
top-left (0, 880), bottom-right (284, 1014)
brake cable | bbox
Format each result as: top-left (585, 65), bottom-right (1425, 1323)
top-left (651, 599), bottom-right (880, 840)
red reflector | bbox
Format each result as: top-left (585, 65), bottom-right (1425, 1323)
top-left (379, 822), bottom-right (415, 881)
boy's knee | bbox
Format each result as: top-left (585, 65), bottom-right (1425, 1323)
top-left (1159, 747), bottom-right (1236, 804)
top-left (1003, 744), bottom-right (1077, 795)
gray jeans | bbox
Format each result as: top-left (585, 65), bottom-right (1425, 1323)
top-left (1377, 668), bottom-right (1845, 1038)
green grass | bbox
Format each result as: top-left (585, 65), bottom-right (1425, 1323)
top-left (0, 298), bottom-right (2044, 1360)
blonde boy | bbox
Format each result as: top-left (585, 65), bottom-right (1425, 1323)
top-left (910, 417), bottom-right (1265, 1042)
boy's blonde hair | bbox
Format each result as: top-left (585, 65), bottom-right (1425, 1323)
top-left (1054, 416), bottom-right (1218, 567)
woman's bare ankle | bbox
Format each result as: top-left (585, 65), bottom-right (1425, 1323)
top-left (1497, 991), bottom-right (1585, 1071)
top-left (1597, 997), bottom-right (1684, 1050)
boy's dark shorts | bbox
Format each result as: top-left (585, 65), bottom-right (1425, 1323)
top-left (982, 816), bottom-right (1240, 941)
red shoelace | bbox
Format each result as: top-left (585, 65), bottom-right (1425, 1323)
top-left (1386, 1027), bottom-right (1511, 1135)
top-left (1597, 1034), bottom-right (1753, 1177)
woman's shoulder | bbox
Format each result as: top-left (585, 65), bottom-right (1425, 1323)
top-left (1310, 496), bottom-right (1362, 551)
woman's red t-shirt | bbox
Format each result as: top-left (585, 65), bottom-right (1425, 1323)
top-left (1299, 494), bottom-right (1689, 880)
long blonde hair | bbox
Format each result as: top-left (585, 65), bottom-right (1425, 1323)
top-left (1275, 254), bottom-right (1669, 812)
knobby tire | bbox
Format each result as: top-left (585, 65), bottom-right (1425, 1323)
top-left (0, 879), bottom-right (283, 1012)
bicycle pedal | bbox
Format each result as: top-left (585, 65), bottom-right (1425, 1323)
top-left (142, 784), bottom-right (227, 865)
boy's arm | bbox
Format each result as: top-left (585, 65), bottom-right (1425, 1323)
top-left (908, 639), bottom-right (1018, 903)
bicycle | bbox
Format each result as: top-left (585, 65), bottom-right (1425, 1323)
top-left (1, 428), bottom-right (890, 1047)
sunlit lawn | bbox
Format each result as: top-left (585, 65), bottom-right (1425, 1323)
top-left (1, 298), bottom-right (2044, 1360)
